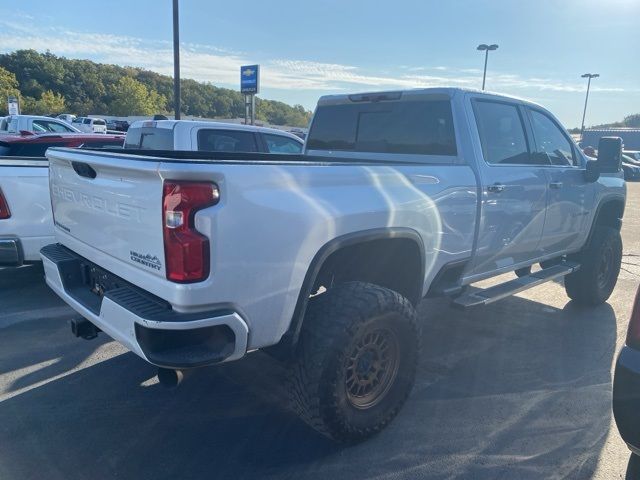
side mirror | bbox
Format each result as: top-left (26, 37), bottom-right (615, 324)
top-left (596, 136), bottom-right (623, 173)
top-left (584, 136), bottom-right (623, 183)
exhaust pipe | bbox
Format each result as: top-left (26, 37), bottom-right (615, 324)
top-left (157, 368), bottom-right (186, 388)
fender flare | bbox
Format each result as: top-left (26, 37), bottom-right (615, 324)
top-left (283, 227), bottom-right (425, 349)
top-left (584, 194), bottom-right (626, 247)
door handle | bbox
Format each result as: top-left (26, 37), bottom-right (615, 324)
top-left (549, 181), bottom-right (563, 189)
top-left (487, 183), bottom-right (505, 193)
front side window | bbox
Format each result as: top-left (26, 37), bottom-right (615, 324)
top-left (473, 101), bottom-right (533, 165)
top-left (307, 99), bottom-right (457, 156)
top-left (198, 129), bottom-right (258, 153)
top-left (529, 109), bottom-right (576, 166)
top-left (263, 134), bottom-right (302, 154)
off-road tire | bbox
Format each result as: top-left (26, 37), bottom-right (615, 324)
top-left (564, 226), bottom-right (622, 306)
top-left (289, 282), bottom-right (420, 442)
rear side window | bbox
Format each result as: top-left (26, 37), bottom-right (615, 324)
top-left (125, 127), bottom-right (174, 150)
top-left (197, 129), bottom-right (258, 153)
top-left (306, 99), bottom-right (457, 156)
top-left (473, 101), bottom-right (534, 165)
top-left (263, 134), bottom-right (302, 154)
top-left (93, 119), bottom-right (106, 126)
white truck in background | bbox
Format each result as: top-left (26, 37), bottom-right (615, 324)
top-left (123, 120), bottom-right (304, 153)
top-left (0, 133), bottom-right (124, 266)
top-left (0, 115), bottom-right (82, 134)
top-left (42, 88), bottom-right (625, 442)
top-left (0, 121), bottom-right (300, 267)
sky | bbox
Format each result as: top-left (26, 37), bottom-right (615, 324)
top-left (0, 0), bottom-right (638, 127)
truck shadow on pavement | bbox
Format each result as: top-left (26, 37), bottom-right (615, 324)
top-left (0, 293), bottom-right (619, 480)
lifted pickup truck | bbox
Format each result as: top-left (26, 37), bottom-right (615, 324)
top-left (42, 88), bottom-right (625, 441)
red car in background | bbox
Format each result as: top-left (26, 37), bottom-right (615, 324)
top-left (0, 132), bottom-right (124, 157)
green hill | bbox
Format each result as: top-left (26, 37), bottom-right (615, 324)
top-left (0, 49), bottom-right (312, 127)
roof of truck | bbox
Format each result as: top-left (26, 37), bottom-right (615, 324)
top-left (128, 120), bottom-right (304, 143)
top-left (316, 87), bottom-right (535, 106)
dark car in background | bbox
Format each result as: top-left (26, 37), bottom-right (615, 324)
top-left (613, 285), bottom-right (640, 459)
top-left (0, 132), bottom-right (124, 157)
top-left (106, 119), bottom-right (130, 132)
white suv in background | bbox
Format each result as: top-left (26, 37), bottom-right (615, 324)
top-left (73, 117), bottom-right (107, 134)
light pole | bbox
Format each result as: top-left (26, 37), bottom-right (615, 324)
top-left (477, 44), bottom-right (498, 90)
top-left (580, 73), bottom-right (599, 139)
top-left (172, 0), bottom-right (181, 120)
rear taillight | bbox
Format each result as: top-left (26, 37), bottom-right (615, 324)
top-left (0, 188), bottom-right (10, 219)
top-left (627, 287), bottom-right (640, 350)
top-left (162, 181), bottom-right (219, 283)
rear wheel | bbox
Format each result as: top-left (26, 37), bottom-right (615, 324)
top-left (564, 226), bottom-right (622, 306)
top-left (289, 282), bottom-right (420, 442)
top-left (515, 266), bottom-right (532, 277)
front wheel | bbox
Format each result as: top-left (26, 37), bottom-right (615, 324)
top-left (289, 282), bottom-right (420, 442)
top-left (564, 226), bottom-right (622, 306)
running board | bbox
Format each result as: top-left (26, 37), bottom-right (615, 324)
top-left (452, 262), bottom-right (580, 309)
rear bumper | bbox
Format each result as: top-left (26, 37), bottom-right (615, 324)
top-left (0, 239), bottom-right (22, 266)
top-left (613, 346), bottom-right (640, 455)
top-left (40, 243), bottom-right (248, 368)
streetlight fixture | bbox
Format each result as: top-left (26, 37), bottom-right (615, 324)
top-left (580, 73), bottom-right (599, 139)
top-left (172, 0), bottom-right (181, 120)
top-left (477, 44), bottom-right (498, 90)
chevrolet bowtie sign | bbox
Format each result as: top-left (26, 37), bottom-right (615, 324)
top-left (240, 65), bottom-right (259, 94)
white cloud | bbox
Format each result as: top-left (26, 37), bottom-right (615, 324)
top-left (0, 20), bottom-right (632, 98)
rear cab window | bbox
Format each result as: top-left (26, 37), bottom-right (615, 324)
top-left (125, 126), bottom-right (175, 150)
top-left (263, 133), bottom-right (303, 153)
top-left (306, 93), bottom-right (457, 161)
top-left (197, 129), bottom-right (258, 153)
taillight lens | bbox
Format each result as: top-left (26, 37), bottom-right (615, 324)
top-left (163, 181), bottom-right (219, 283)
top-left (627, 287), bottom-right (640, 350)
top-left (0, 188), bottom-right (10, 219)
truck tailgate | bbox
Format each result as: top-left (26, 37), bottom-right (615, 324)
top-left (47, 148), bottom-right (166, 277)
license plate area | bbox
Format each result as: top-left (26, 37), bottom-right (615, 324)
top-left (80, 262), bottom-right (124, 298)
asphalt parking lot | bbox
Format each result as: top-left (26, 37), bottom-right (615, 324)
top-left (2, 185), bottom-right (640, 480)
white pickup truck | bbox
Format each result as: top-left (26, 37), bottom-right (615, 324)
top-left (42, 88), bottom-right (625, 442)
top-left (0, 133), bottom-right (124, 266)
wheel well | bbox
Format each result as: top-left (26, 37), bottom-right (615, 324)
top-left (594, 199), bottom-right (625, 231)
top-left (311, 238), bottom-right (423, 306)
top-left (267, 229), bottom-right (425, 359)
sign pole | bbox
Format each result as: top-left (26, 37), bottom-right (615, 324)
top-left (244, 95), bottom-right (251, 125)
top-left (251, 94), bottom-right (255, 125)
top-left (172, 0), bottom-right (181, 120)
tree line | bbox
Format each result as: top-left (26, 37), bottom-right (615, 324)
top-left (0, 50), bottom-right (312, 127)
